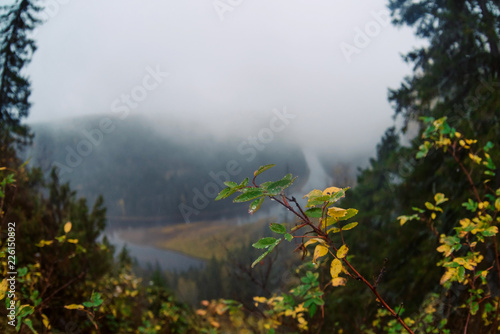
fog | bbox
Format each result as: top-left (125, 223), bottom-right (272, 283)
top-left (26, 0), bottom-right (422, 160)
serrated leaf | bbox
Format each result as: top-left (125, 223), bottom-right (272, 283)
top-left (254, 164), bottom-right (276, 177)
top-left (64, 222), bottom-right (72, 234)
top-left (252, 237), bottom-right (277, 249)
top-left (269, 223), bottom-right (286, 234)
top-left (313, 245), bottom-right (329, 264)
top-left (249, 197), bottom-right (265, 214)
top-left (330, 259), bottom-right (342, 278)
top-left (251, 241), bottom-right (279, 268)
top-left (224, 181), bottom-right (238, 188)
top-left (336, 245), bottom-right (349, 259)
top-left (233, 188), bottom-right (264, 203)
top-left (342, 222), bottom-right (358, 231)
top-left (305, 207), bottom-right (323, 218)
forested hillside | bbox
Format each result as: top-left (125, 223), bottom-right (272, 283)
top-left (23, 116), bottom-right (309, 225)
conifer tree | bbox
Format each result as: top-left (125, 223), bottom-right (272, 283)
top-left (0, 0), bottom-right (43, 148)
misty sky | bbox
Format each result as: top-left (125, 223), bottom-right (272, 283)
top-left (26, 0), bottom-right (422, 158)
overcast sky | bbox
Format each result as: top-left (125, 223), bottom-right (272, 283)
top-left (26, 0), bottom-right (422, 158)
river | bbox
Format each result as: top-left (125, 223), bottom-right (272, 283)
top-left (104, 230), bottom-right (205, 272)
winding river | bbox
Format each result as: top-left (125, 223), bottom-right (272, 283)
top-left (104, 230), bottom-right (205, 272)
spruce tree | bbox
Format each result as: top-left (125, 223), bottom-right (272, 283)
top-left (0, 0), bottom-right (43, 148)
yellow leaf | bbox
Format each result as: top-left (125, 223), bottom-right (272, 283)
top-left (64, 304), bottom-right (84, 310)
top-left (303, 189), bottom-right (322, 198)
top-left (431, 212), bottom-right (436, 220)
top-left (42, 314), bottom-right (51, 329)
top-left (0, 279), bottom-right (7, 300)
top-left (436, 244), bottom-right (452, 257)
top-left (440, 269), bottom-right (454, 285)
top-left (495, 198), bottom-right (500, 212)
top-left (331, 277), bottom-right (347, 287)
top-left (67, 239), bottom-right (79, 244)
top-left (454, 131), bottom-right (461, 138)
top-left (328, 207), bottom-right (347, 218)
top-left (398, 216), bottom-right (408, 226)
top-left (336, 245), bottom-right (349, 259)
top-left (64, 222), bottom-right (72, 234)
top-left (253, 296), bottom-right (267, 303)
top-left (304, 238), bottom-right (325, 248)
top-left (313, 245), bottom-right (329, 264)
top-left (469, 153), bottom-right (482, 164)
top-left (330, 259), bottom-right (342, 278)
top-left (322, 187), bottom-right (342, 196)
top-left (465, 139), bottom-right (477, 145)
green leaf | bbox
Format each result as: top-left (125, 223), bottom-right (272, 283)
top-left (484, 141), bottom-right (494, 152)
top-left (248, 197), bottom-right (265, 214)
top-left (328, 189), bottom-right (346, 203)
top-left (269, 223), bottom-right (286, 234)
top-left (305, 207), bottom-right (323, 218)
top-left (251, 241), bottom-right (279, 268)
top-left (23, 318), bottom-right (37, 334)
top-left (223, 181), bottom-right (238, 188)
top-left (457, 266), bottom-right (465, 282)
top-left (91, 292), bottom-right (103, 307)
top-left (254, 164), bottom-right (276, 177)
top-left (309, 303), bottom-right (317, 318)
top-left (266, 174), bottom-right (296, 195)
top-left (284, 233), bottom-right (293, 242)
top-left (18, 305), bottom-right (34, 318)
top-left (233, 188), bottom-right (264, 203)
top-left (18, 267), bottom-right (28, 277)
top-left (252, 237), bottom-right (278, 249)
top-left (338, 208), bottom-right (358, 221)
top-left (240, 178), bottom-right (249, 187)
top-left (482, 226), bottom-right (498, 237)
top-left (82, 301), bottom-right (93, 308)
